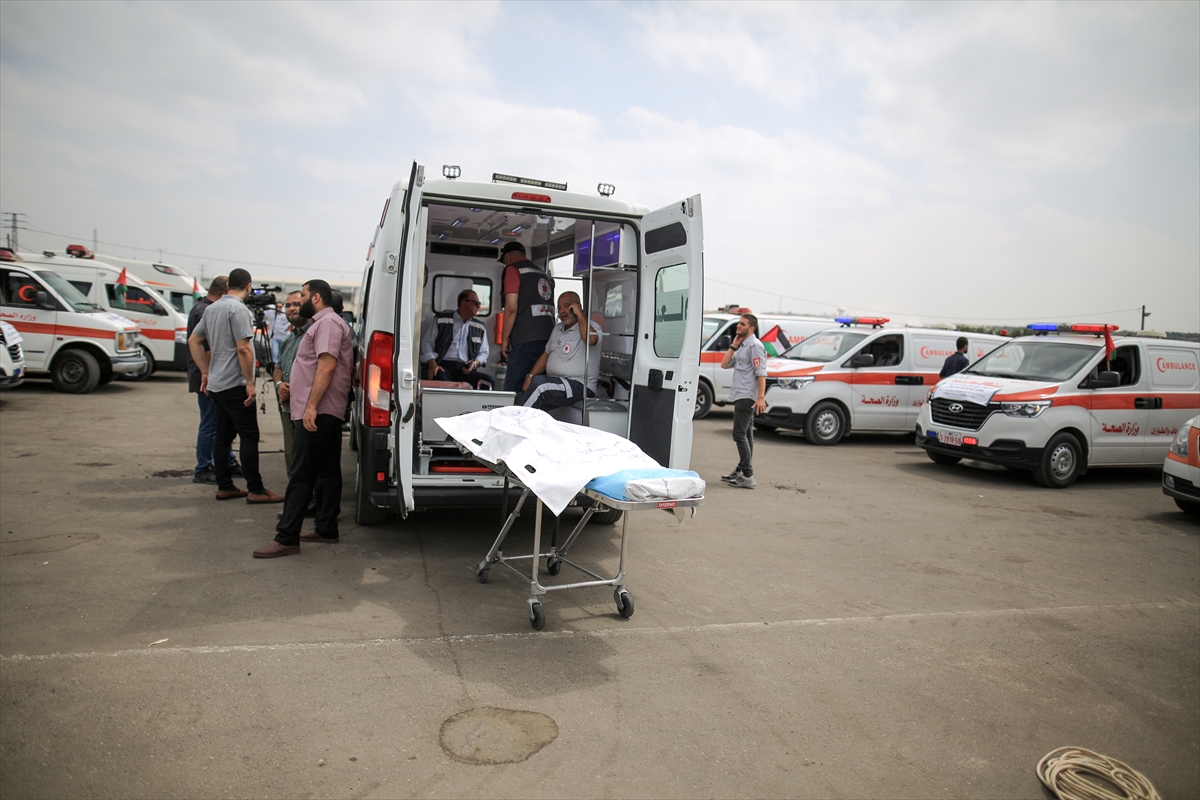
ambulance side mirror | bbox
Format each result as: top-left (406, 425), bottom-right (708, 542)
top-left (34, 291), bottom-right (54, 310)
top-left (714, 335), bottom-right (731, 351)
top-left (848, 353), bottom-right (875, 368)
top-left (1091, 371), bottom-right (1120, 389)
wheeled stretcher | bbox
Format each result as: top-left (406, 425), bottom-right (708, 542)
top-left (471, 457), bottom-right (705, 630)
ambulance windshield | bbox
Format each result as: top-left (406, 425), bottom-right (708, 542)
top-left (38, 270), bottom-right (103, 313)
top-left (966, 340), bottom-right (1100, 382)
top-left (783, 330), bottom-right (869, 363)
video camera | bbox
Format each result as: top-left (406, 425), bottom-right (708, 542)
top-left (247, 283), bottom-right (280, 310)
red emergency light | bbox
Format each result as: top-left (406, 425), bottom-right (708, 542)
top-left (512, 192), bottom-right (552, 203)
top-left (835, 316), bottom-right (890, 327)
top-left (65, 244), bottom-right (93, 259)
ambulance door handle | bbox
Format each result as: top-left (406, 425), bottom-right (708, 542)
top-left (1134, 397), bottom-right (1162, 410)
top-left (402, 403), bottom-right (415, 423)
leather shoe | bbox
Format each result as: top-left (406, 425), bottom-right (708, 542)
top-left (299, 531), bottom-right (339, 543)
top-left (247, 490), bottom-right (285, 504)
top-left (253, 541), bottom-right (300, 558)
top-left (215, 487), bottom-right (249, 500)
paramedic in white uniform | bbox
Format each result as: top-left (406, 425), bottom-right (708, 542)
top-left (516, 291), bottom-right (601, 410)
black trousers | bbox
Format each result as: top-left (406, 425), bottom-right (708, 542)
top-left (212, 386), bottom-right (264, 494)
top-left (274, 414), bottom-right (343, 545)
top-left (732, 398), bottom-right (755, 477)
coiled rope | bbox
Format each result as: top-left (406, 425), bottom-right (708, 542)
top-left (1037, 747), bottom-right (1161, 800)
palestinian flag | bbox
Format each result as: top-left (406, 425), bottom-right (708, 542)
top-left (114, 267), bottom-right (128, 304)
top-left (760, 324), bottom-right (788, 357)
top-left (192, 277), bottom-right (203, 300)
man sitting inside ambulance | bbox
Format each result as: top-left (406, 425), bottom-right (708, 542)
top-left (516, 291), bottom-right (602, 410)
top-left (419, 289), bottom-right (494, 389)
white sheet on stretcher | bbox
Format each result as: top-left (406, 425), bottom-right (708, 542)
top-left (435, 406), bottom-right (661, 515)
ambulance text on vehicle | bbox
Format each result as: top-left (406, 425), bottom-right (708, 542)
top-left (917, 323), bottom-right (1200, 487)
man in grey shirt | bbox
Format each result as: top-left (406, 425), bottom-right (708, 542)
top-left (719, 313), bottom-right (767, 488)
top-left (516, 291), bottom-right (601, 410)
top-left (188, 268), bottom-right (284, 504)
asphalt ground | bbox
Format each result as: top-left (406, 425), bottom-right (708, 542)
top-left (1, 373), bottom-right (1197, 799)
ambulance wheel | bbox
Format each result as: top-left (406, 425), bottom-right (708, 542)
top-left (1033, 432), bottom-right (1082, 488)
top-left (693, 381), bottom-right (714, 419)
top-left (51, 349), bottom-right (101, 394)
top-left (927, 452), bottom-right (962, 466)
top-left (1176, 499), bottom-right (1200, 516)
top-left (354, 458), bottom-right (387, 525)
top-left (528, 601), bottom-right (545, 630)
top-left (804, 402), bottom-right (845, 445)
top-left (119, 345), bottom-right (155, 381)
top-left (98, 369), bottom-right (116, 386)
top-left (589, 508), bottom-right (623, 525)
top-left (615, 589), bottom-right (635, 618)
top-left (348, 416), bottom-right (359, 452)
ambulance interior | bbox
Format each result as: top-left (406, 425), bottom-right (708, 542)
top-left (414, 202), bottom-right (647, 474)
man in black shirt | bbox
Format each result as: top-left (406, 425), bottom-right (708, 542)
top-left (939, 337), bottom-right (970, 379)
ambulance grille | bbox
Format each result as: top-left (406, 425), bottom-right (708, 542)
top-left (929, 398), bottom-right (998, 431)
top-left (6, 343), bottom-right (19, 362)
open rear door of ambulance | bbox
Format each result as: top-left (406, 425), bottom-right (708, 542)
top-left (629, 195), bottom-right (704, 468)
top-left (390, 162), bottom-right (425, 517)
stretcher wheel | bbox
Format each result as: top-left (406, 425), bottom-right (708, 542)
top-left (546, 557), bottom-right (562, 576)
top-left (614, 589), bottom-right (635, 619)
top-left (528, 601), bottom-right (546, 630)
top-left (475, 562), bottom-right (490, 583)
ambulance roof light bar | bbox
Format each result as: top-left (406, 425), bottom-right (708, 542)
top-left (65, 243), bottom-right (94, 259)
top-left (1028, 322), bottom-right (1119, 335)
top-left (835, 316), bottom-right (890, 328)
top-left (492, 172), bottom-right (567, 192)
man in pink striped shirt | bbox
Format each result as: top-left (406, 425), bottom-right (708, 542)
top-left (254, 279), bottom-right (354, 558)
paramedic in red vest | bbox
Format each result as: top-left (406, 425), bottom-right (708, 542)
top-left (499, 241), bottom-right (555, 391)
top-left (418, 289), bottom-right (493, 389)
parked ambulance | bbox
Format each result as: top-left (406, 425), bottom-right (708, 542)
top-left (917, 323), bottom-right (1200, 488)
top-left (1162, 415), bottom-right (1199, 515)
top-left (758, 318), bottom-right (1009, 444)
top-left (695, 311), bottom-right (836, 418)
top-left (18, 249), bottom-right (187, 380)
top-left (87, 249), bottom-right (201, 316)
top-left (352, 164), bottom-right (703, 524)
top-left (0, 249), bottom-right (145, 392)
top-left (0, 320), bottom-right (25, 389)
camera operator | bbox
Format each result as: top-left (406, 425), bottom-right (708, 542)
top-left (188, 268), bottom-right (284, 505)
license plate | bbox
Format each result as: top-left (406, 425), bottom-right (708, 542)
top-left (937, 431), bottom-right (963, 447)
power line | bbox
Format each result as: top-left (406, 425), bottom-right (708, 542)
top-left (704, 276), bottom-right (1142, 324)
top-left (20, 225), bottom-right (341, 275)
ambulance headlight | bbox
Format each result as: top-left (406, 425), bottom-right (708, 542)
top-left (1001, 400), bottom-right (1051, 418)
top-left (1171, 423), bottom-right (1192, 458)
top-left (116, 332), bottom-right (137, 351)
top-left (776, 377), bottom-right (814, 391)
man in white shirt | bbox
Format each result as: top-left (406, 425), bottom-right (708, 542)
top-left (418, 289), bottom-right (493, 389)
top-left (516, 291), bottom-right (602, 410)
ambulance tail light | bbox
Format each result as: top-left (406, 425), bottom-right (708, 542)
top-left (364, 331), bottom-right (394, 427)
top-left (512, 192), bottom-right (552, 203)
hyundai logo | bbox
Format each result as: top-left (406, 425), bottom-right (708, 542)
top-left (948, 403), bottom-right (964, 413)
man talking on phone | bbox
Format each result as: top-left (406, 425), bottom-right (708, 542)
top-left (515, 291), bottom-right (601, 410)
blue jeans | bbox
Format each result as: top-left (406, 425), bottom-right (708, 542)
top-left (503, 340), bottom-right (547, 391)
top-left (195, 392), bottom-right (238, 475)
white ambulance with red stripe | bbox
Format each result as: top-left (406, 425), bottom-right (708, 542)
top-left (13, 249), bottom-right (188, 381)
top-left (917, 323), bottom-right (1200, 487)
top-left (0, 249), bottom-right (145, 392)
top-left (87, 250), bottom-right (201, 316)
top-left (759, 318), bottom-right (1009, 444)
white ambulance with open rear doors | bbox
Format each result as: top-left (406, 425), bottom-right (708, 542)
top-left (917, 323), bottom-right (1200, 487)
top-left (352, 164), bottom-right (704, 524)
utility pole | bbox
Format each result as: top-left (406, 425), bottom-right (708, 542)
top-left (5, 212), bottom-right (26, 251)
top-left (93, 229), bottom-right (98, 253)
top-left (1141, 305), bottom-right (1151, 331)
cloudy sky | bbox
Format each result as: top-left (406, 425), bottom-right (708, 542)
top-left (1, 1), bottom-right (1197, 331)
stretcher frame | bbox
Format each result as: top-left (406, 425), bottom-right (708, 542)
top-left (470, 457), bottom-right (703, 630)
